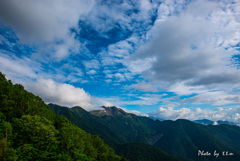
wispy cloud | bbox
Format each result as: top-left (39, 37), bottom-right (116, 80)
top-left (127, 81), bottom-right (160, 92)
top-left (0, 54), bottom-right (39, 81)
top-left (183, 91), bottom-right (240, 106)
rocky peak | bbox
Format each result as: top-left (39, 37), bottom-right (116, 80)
top-left (90, 106), bottom-right (127, 117)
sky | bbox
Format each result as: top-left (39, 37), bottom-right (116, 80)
top-left (0, 0), bottom-right (240, 123)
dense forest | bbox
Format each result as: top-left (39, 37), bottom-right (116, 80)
top-left (0, 72), bottom-right (126, 161)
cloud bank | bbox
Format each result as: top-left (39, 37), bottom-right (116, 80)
top-left (149, 106), bottom-right (240, 124)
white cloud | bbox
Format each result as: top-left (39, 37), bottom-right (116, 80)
top-left (113, 72), bottom-right (132, 82)
top-left (184, 91), bottom-right (240, 106)
top-left (91, 97), bottom-right (115, 107)
top-left (149, 106), bottom-right (240, 123)
top-left (99, 93), bottom-right (164, 107)
top-left (0, 0), bottom-right (94, 42)
top-left (0, 54), bottom-right (39, 81)
top-left (101, 55), bottom-right (122, 66)
top-left (84, 60), bottom-right (100, 69)
top-left (125, 0), bottom-right (240, 99)
top-left (168, 81), bottom-right (207, 95)
top-left (107, 40), bottom-right (133, 58)
top-left (0, 55), bottom-right (109, 111)
top-left (127, 57), bottom-right (157, 74)
top-left (86, 70), bottom-right (97, 75)
top-left (127, 81), bottom-right (160, 92)
top-left (0, 0), bottom-right (95, 60)
top-left (25, 78), bottom-right (97, 110)
top-left (132, 14), bottom-right (232, 82)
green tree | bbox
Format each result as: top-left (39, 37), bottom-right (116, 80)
top-left (13, 115), bottom-right (59, 160)
top-left (0, 121), bottom-right (16, 160)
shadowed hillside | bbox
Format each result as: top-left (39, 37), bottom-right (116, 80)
top-left (50, 104), bottom-right (240, 161)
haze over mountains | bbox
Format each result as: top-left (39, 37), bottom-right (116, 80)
top-left (49, 104), bottom-right (240, 161)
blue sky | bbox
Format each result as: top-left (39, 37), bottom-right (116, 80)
top-left (0, 0), bottom-right (240, 123)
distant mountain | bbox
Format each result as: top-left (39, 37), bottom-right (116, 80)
top-left (216, 120), bottom-right (236, 125)
top-left (194, 119), bottom-right (236, 126)
top-left (194, 119), bottom-right (215, 125)
top-left (148, 116), bottom-right (164, 121)
top-left (50, 105), bottom-right (240, 161)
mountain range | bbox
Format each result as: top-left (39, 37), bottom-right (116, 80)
top-left (49, 104), bottom-right (240, 161)
top-left (193, 119), bottom-right (236, 126)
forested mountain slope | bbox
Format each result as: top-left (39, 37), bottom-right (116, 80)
top-left (0, 72), bottom-right (125, 161)
top-left (50, 104), bottom-right (240, 161)
top-left (49, 105), bottom-right (180, 161)
top-left (50, 104), bottom-right (158, 147)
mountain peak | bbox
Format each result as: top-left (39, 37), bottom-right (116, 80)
top-left (90, 106), bottom-right (127, 117)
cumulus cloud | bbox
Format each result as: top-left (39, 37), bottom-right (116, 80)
top-left (149, 106), bottom-right (240, 123)
top-left (25, 79), bottom-right (96, 110)
top-left (130, 14), bottom-right (236, 83)
top-left (125, 0), bottom-right (240, 97)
